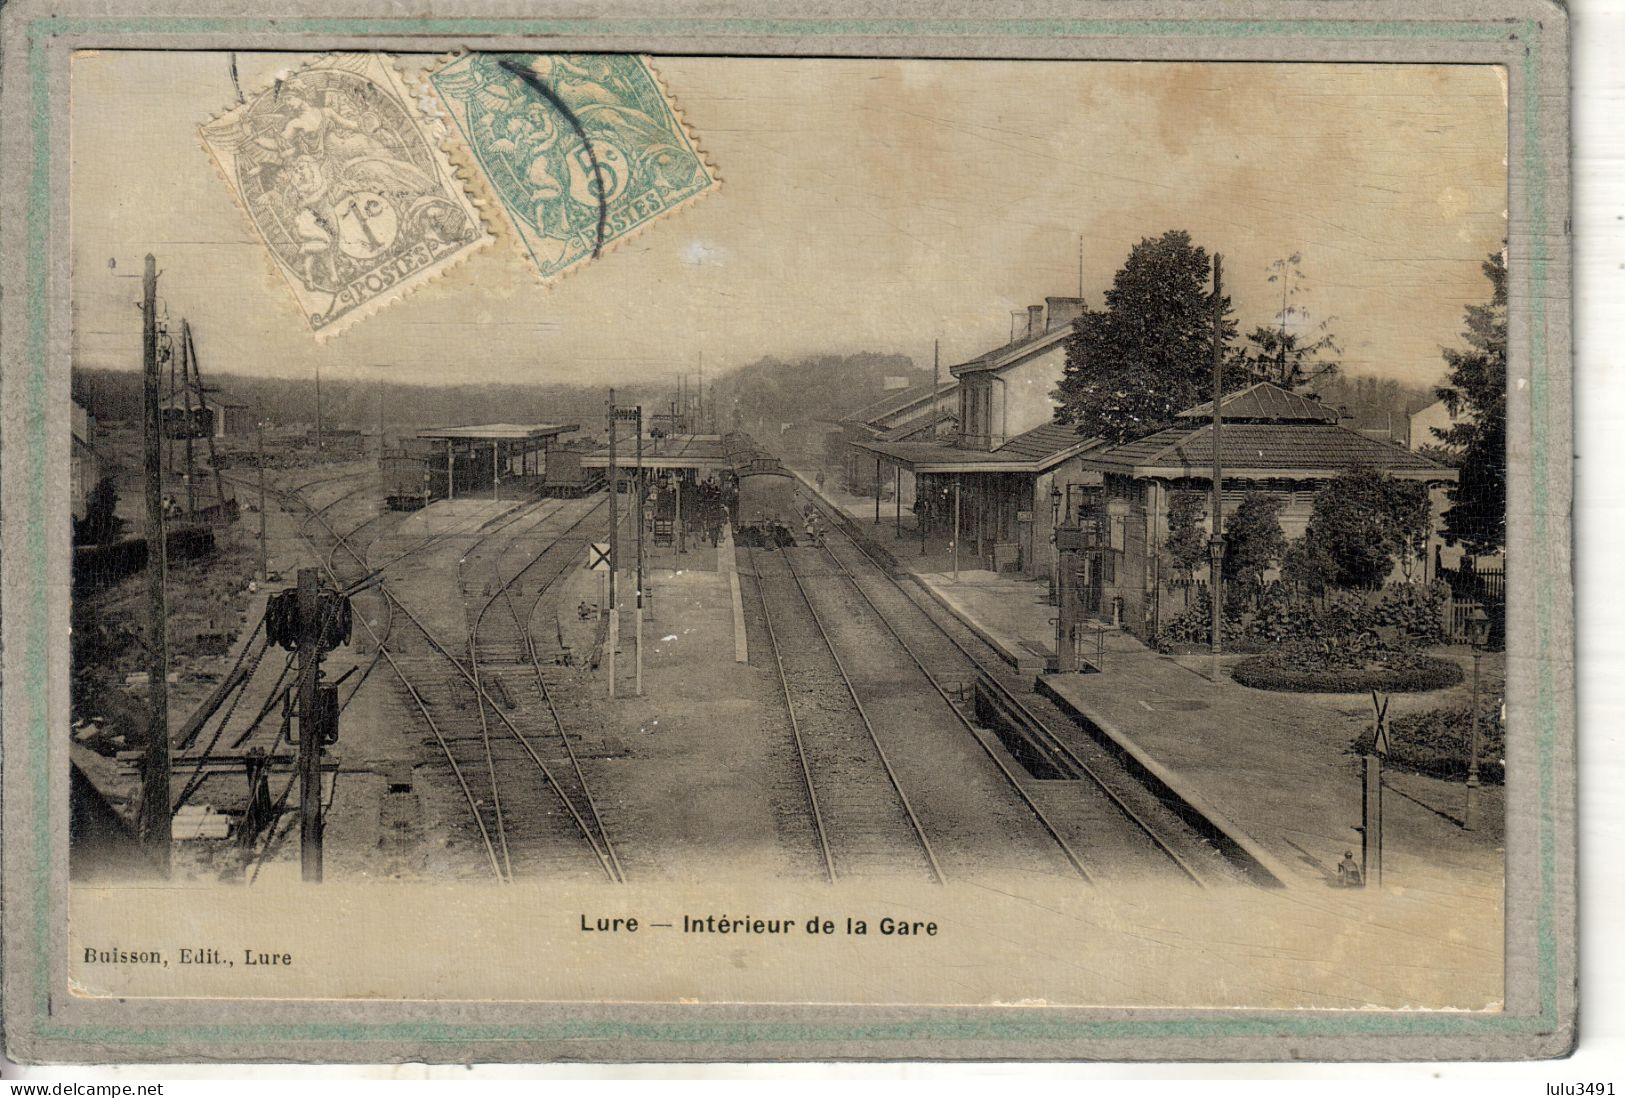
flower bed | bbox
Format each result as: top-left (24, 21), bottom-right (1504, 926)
top-left (1360, 702), bottom-right (1505, 783)
top-left (1231, 655), bottom-right (1462, 694)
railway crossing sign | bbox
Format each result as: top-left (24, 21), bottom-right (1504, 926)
top-left (587, 543), bottom-right (612, 571)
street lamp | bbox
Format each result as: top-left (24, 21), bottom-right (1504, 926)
top-left (1463, 605), bottom-right (1491, 832)
top-left (1049, 483), bottom-right (1063, 607)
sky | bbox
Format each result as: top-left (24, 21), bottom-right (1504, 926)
top-left (70, 52), bottom-right (1507, 394)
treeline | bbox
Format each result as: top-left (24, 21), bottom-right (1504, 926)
top-left (1311, 374), bottom-right (1437, 429)
top-left (72, 349), bottom-right (923, 442)
top-left (702, 352), bottom-right (923, 440)
top-left (72, 369), bottom-right (692, 436)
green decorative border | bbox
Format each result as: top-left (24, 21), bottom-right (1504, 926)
top-left (18, 13), bottom-right (1559, 1052)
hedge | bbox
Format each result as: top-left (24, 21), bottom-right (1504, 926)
top-left (1231, 656), bottom-right (1463, 694)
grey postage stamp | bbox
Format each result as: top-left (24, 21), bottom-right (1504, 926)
top-left (200, 53), bottom-right (491, 339)
top-left (426, 52), bottom-right (719, 283)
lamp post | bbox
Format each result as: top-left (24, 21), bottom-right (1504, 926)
top-left (1463, 606), bottom-right (1491, 831)
top-left (1049, 483), bottom-right (1063, 607)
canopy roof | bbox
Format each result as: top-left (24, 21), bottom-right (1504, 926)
top-left (416, 423), bottom-right (578, 441)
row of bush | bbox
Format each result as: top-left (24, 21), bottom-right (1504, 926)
top-left (1232, 653), bottom-right (1462, 694)
top-left (1353, 701), bottom-right (1506, 784)
top-left (1159, 580), bottom-right (1449, 652)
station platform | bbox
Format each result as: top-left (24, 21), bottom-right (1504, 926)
top-left (795, 464), bottom-right (1505, 899)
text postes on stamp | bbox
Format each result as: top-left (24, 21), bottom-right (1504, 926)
top-left (428, 53), bottom-right (719, 284)
top-left (200, 53), bottom-right (491, 339)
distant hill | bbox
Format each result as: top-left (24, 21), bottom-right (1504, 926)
top-left (72, 350), bottom-right (924, 454)
top-left (704, 352), bottom-right (923, 438)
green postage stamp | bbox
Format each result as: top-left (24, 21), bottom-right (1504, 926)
top-left (427, 53), bottom-right (720, 284)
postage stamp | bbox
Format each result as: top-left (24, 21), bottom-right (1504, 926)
top-left (427, 53), bottom-right (719, 283)
top-left (199, 53), bottom-right (491, 339)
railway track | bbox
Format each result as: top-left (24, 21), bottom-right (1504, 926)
top-left (744, 542), bottom-right (942, 885)
top-left (465, 495), bottom-right (625, 882)
top-left (259, 475), bottom-right (622, 883)
top-left (804, 488), bottom-right (1247, 886)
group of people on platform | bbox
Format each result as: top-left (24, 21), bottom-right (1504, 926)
top-left (651, 473), bottom-right (731, 547)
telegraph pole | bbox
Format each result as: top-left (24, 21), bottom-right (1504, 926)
top-left (634, 405), bottom-right (645, 696)
top-left (1208, 253), bottom-right (1226, 683)
top-left (256, 420), bottom-right (268, 582)
top-left (314, 362), bottom-right (324, 453)
top-left (179, 321), bottom-right (195, 516)
top-left (931, 339), bottom-right (941, 437)
top-left (139, 254), bottom-right (171, 875)
top-left (295, 568), bottom-right (324, 881)
top-left (606, 390), bottom-right (619, 698)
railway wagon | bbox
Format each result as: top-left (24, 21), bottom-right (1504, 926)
top-left (381, 441), bottom-right (492, 510)
top-left (540, 448), bottom-right (605, 498)
top-left (734, 468), bottom-right (802, 547)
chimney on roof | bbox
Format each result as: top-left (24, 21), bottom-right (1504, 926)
top-left (1010, 310), bottom-right (1026, 344)
top-left (1045, 296), bottom-right (1086, 331)
top-left (1027, 305), bottom-right (1044, 339)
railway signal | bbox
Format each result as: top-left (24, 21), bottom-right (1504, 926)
top-left (263, 568), bottom-right (352, 881)
top-left (607, 399), bottom-right (644, 698)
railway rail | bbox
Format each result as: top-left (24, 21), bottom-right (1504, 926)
top-left (804, 487), bottom-right (1247, 886)
top-left (245, 472), bottom-right (623, 883)
top-left (744, 542), bottom-right (942, 884)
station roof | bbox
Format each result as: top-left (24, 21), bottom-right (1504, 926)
top-left (578, 433), bottom-right (731, 470)
top-left (1080, 421), bottom-right (1455, 482)
top-left (853, 421), bottom-right (1101, 474)
top-left (1176, 382), bottom-right (1340, 424)
top-left (839, 380), bottom-right (958, 429)
top-left (416, 423), bottom-right (578, 441)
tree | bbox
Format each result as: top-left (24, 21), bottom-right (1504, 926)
top-left (74, 476), bottom-right (124, 546)
top-left (1164, 491), bottom-right (1208, 583)
top-left (1433, 250), bottom-right (1507, 553)
top-left (1223, 493), bottom-right (1288, 595)
top-left (1300, 466), bottom-right (1430, 589)
top-left (1238, 254), bottom-right (1342, 395)
top-left (1053, 230), bottom-right (1246, 444)
top-left (1281, 534), bottom-right (1337, 596)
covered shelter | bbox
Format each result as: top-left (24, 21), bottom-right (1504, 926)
top-left (851, 421), bottom-right (1103, 579)
top-left (1074, 382), bottom-right (1458, 639)
top-left (579, 433), bottom-right (733, 484)
top-left (415, 422), bottom-right (578, 500)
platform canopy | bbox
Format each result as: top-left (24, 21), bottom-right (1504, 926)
top-left (416, 423), bottom-right (577, 442)
top-left (579, 433), bottom-right (731, 472)
top-left (853, 422), bottom-right (1101, 474)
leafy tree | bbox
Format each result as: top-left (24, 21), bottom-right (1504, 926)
top-left (1164, 491), bottom-right (1208, 583)
top-left (1053, 230), bottom-right (1247, 444)
top-left (1281, 535), bottom-right (1338, 596)
top-left (1300, 466), bottom-right (1431, 589)
top-left (1238, 254), bottom-right (1342, 394)
top-left (1222, 493), bottom-right (1288, 595)
top-left (1433, 250), bottom-right (1507, 553)
top-left (74, 476), bottom-right (124, 546)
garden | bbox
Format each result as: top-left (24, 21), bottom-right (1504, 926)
top-left (1156, 466), bottom-right (1482, 695)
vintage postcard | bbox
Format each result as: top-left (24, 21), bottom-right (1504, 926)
top-left (0, 0), bottom-right (1573, 1065)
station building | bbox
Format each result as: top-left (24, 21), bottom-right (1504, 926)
top-left (1073, 382), bottom-right (1457, 639)
top-left (71, 399), bottom-right (100, 523)
top-left (848, 295), bottom-right (1102, 581)
top-left (829, 380), bottom-right (959, 496)
top-left (159, 391), bottom-right (253, 441)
